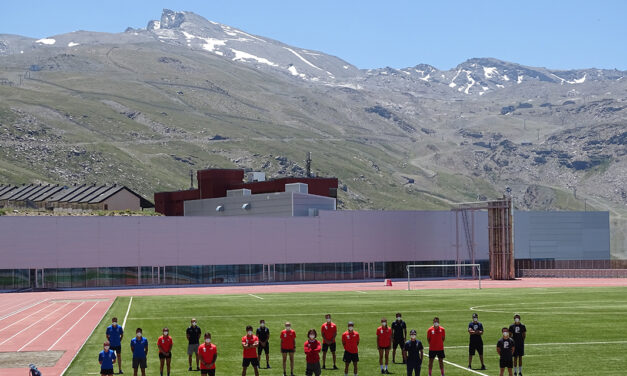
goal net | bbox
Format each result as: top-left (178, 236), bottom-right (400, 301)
top-left (406, 263), bottom-right (482, 290)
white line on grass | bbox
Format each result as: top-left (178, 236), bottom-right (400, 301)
top-left (248, 294), bottom-right (264, 300)
top-left (443, 359), bottom-right (489, 376)
top-left (48, 301), bottom-right (99, 351)
top-left (18, 302), bottom-right (85, 351)
top-left (0, 303), bottom-right (69, 345)
top-left (446, 340), bottom-right (627, 350)
top-left (355, 290), bottom-right (367, 294)
top-left (122, 297), bottom-right (133, 328)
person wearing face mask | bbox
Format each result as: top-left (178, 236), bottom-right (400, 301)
top-left (256, 319), bottom-right (271, 369)
top-left (99, 341), bottom-right (117, 376)
top-left (321, 313), bottom-right (338, 370)
top-left (392, 312), bottom-right (407, 364)
top-left (403, 330), bottom-right (424, 376)
top-left (508, 314), bottom-right (526, 376)
top-left (187, 318), bottom-right (202, 371)
top-left (376, 318), bottom-right (392, 374)
top-left (242, 325), bottom-right (260, 376)
top-left (157, 327), bottom-right (173, 376)
top-left (304, 329), bottom-right (322, 376)
top-left (341, 321), bottom-right (360, 376)
top-left (130, 328), bottom-right (148, 376)
top-left (280, 321), bottom-right (296, 376)
top-left (496, 328), bottom-right (515, 376)
top-left (106, 317), bottom-right (124, 374)
top-left (468, 313), bottom-right (486, 370)
top-left (198, 332), bottom-right (218, 376)
top-left (426, 317), bottom-right (445, 376)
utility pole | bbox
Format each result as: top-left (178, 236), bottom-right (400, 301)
top-left (189, 169), bottom-right (194, 189)
top-left (305, 152), bottom-right (312, 178)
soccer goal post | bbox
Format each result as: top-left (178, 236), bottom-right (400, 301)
top-left (406, 263), bottom-right (481, 290)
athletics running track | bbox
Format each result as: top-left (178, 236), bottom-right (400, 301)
top-left (1, 278), bottom-right (626, 376)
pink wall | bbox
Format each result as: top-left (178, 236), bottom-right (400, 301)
top-left (0, 211), bottom-right (488, 269)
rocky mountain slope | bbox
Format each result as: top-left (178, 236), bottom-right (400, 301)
top-left (0, 9), bottom-right (625, 256)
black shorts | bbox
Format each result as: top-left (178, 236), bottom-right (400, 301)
top-left (513, 343), bottom-right (524, 357)
top-left (201, 369), bottom-right (216, 376)
top-left (281, 348), bottom-right (295, 353)
top-left (110, 345), bottom-right (122, 353)
top-left (343, 351), bottom-right (359, 363)
top-left (469, 340), bottom-right (483, 355)
top-left (306, 362), bottom-right (322, 376)
top-left (428, 350), bottom-right (445, 359)
top-left (159, 352), bottom-right (172, 359)
top-left (257, 342), bottom-right (269, 355)
top-left (500, 358), bottom-right (513, 369)
top-left (322, 342), bottom-right (336, 352)
top-left (378, 346), bottom-right (391, 351)
top-left (242, 358), bottom-right (259, 368)
top-left (100, 369), bottom-right (114, 375)
top-left (132, 357), bottom-right (147, 369)
top-left (393, 338), bottom-right (404, 349)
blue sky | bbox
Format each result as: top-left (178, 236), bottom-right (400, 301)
top-left (2, 0), bottom-right (626, 70)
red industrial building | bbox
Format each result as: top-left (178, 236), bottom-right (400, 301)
top-left (154, 169), bottom-right (338, 216)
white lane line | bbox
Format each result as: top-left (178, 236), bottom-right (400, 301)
top-left (0, 299), bottom-right (48, 321)
top-left (443, 358), bottom-right (489, 376)
top-left (0, 302), bottom-right (69, 346)
top-left (0, 297), bottom-right (40, 316)
top-left (48, 301), bottom-right (99, 351)
top-left (248, 294), bottom-right (264, 300)
top-left (0, 303), bottom-right (52, 333)
top-left (18, 302), bottom-right (86, 351)
top-left (355, 291), bottom-right (367, 294)
top-left (122, 297), bottom-right (133, 329)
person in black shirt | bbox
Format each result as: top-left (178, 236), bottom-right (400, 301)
top-left (391, 312), bottom-right (407, 364)
top-left (508, 314), bottom-right (526, 376)
top-left (186, 318), bottom-right (202, 371)
top-left (496, 327), bottom-right (515, 376)
top-left (403, 329), bottom-right (423, 376)
top-left (468, 313), bottom-right (486, 370)
top-left (256, 319), bottom-right (271, 368)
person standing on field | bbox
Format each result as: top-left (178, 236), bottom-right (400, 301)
top-left (508, 314), bottom-right (526, 376)
top-left (256, 319), bottom-right (271, 369)
top-left (468, 313), bottom-right (486, 370)
top-left (426, 317), bottom-right (445, 376)
top-left (187, 318), bottom-right (202, 371)
top-left (198, 332), bottom-right (218, 376)
top-left (404, 329), bottom-right (424, 376)
top-left (341, 321), bottom-right (360, 376)
top-left (392, 312), bottom-right (407, 364)
top-left (497, 327), bottom-right (515, 376)
top-left (280, 321), bottom-right (296, 376)
top-left (157, 327), bottom-right (172, 376)
top-left (105, 317), bottom-right (124, 374)
top-left (376, 317), bottom-right (392, 374)
top-left (242, 325), bottom-right (260, 376)
top-left (321, 313), bottom-right (338, 369)
top-left (99, 341), bottom-right (117, 376)
top-left (304, 329), bottom-right (322, 376)
top-left (130, 328), bottom-right (148, 376)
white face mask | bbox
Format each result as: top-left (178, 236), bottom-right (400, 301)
top-left (285, 326), bottom-right (291, 331)
top-left (473, 318), bottom-right (478, 322)
top-left (433, 322), bottom-right (439, 328)
top-left (192, 322), bottom-right (197, 327)
top-left (396, 317), bottom-right (401, 321)
top-left (503, 332), bottom-right (510, 338)
top-left (326, 318), bottom-right (331, 323)
top-left (163, 331), bottom-right (168, 336)
top-left (348, 326), bottom-right (354, 331)
top-left (247, 331), bottom-right (253, 336)
top-left (112, 322), bottom-right (118, 327)
top-left (515, 318), bottom-right (520, 323)
top-left (410, 335), bottom-right (416, 340)
top-left (136, 332), bottom-right (142, 337)
top-left (309, 334), bottom-right (315, 339)
top-left (104, 346), bottom-right (110, 351)
top-left (205, 338), bottom-right (211, 343)
top-left (260, 323), bottom-right (265, 328)
top-left (381, 322), bottom-right (387, 326)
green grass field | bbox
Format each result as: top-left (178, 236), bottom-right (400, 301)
top-left (66, 286), bottom-right (627, 376)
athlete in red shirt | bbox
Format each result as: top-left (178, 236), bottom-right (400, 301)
top-left (280, 321), bottom-right (296, 376)
top-left (427, 317), bottom-right (446, 376)
top-left (242, 325), bottom-right (259, 376)
top-left (198, 332), bottom-right (217, 376)
top-left (377, 318), bottom-right (393, 374)
top-left (157, 327), bottom-right (173, 376)
top-left (304, 329), bottom-right (322, 376)
top-left (321, 314), bottom-right (338, 369)
top-left (341, 321), bottom-right (360, 376)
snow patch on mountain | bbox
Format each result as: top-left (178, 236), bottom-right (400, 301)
top-left (67, 42), bottom-right (79, 47)
top-left (283, 47), bottom-right (322, 70)
top-left (483, 67), bottom-right (497, 79)
top-left (517, 75), bottom-right (523, 84)
top-left (231, 49), bottom-right (277, 67)
top-left (36, 38), bottom-right (56, 45)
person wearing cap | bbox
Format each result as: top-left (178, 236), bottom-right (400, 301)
top-left (106, 317), bottom-right (124, 374)
top-left (280, 321), bottom-right (296, 376)
top-left (304, 328), bottom-right (322, 376)
top-left (157, 327), bottom-right (173, 376)
top-left (508, 314), bottom-right (526, 376)
top-left (198, 332), bottom-right (218, 376)
top-left (187, 318), bottom-right (202, 371)
top-left (256, 319), bottom-right (271, 369)
top-left (130, 328), bottom-right (148, 376)
top-left (392, 312), bottom-right (407, 364)
top-left (242, 325), bottom-right (260, 376)
top-left (341, 321), bottom-right (360, 376)
top-left (99, 341), bottom-right (117, 376)
top-left (376, 317), bottom-right (393, 374)
top-left (468, 313), bottom-right (486, 370)
top-left (29, 364), bottom-right (42, 376)
top-left (426, 317), bottom-right (445, 376)
top-left (403, 329), bottom-right (424, 376)
top-left (321, 313), bottom-right (338, 369)
top-left (497, 327), bottom-right (515, 376)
